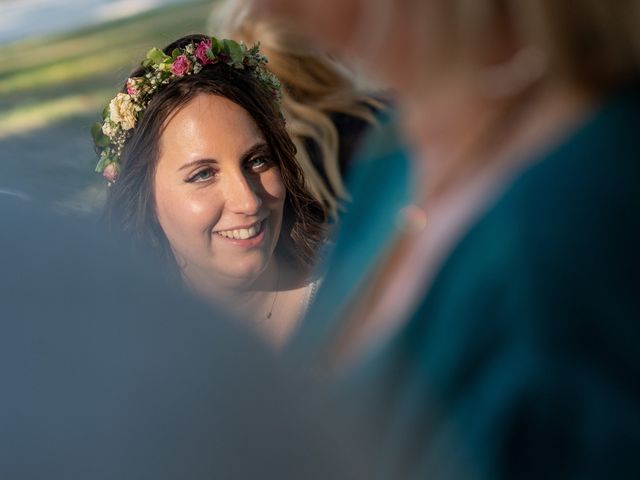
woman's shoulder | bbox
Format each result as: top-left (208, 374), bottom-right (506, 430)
top-left (422, 82), bottom-right (640, 319)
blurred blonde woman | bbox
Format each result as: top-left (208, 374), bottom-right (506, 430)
top-left (256, 0), bottom-right (640, 478)
top-left (208, 0), bottom-right (385, 219)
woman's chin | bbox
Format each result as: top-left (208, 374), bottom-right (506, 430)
top-left (214, 261), bottom-right (271, 290)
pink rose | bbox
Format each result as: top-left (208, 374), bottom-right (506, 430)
top-left (126, 78), bottom-right (139, 95)
top-left (171, 55), bottom-right (191, 76)
top-left (195, 39), bottom-right (212, 65)
top-left (103, 162), bottom-right (119, 184)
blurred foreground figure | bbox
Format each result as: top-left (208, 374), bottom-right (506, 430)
top-left (256, 0), bottom-right (640, 479)
top-left (0, 197), bottom-right (367, 479)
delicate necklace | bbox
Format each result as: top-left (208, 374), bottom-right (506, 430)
top-left (265, 266), bottom-right (280, 320)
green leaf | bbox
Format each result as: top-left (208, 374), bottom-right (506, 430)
top-left (223, 39), bottom-right (244, 65)
top-left (210, 37), bottom-right (220, 55)
top-left (95, 157), bottom-right (110, 173)
top-left (91, 120), bottom-right (112, 148)
top-left (102, 105), bottom-right (110, 120)
top-left (95, 134), bottom-right (111, 147)
top-left (91, 122), bottom-right (102, 141)
top-left (146, 47), bottom-right (170, 65)
top-left (171, 48), bottom-right (181, 60)
top-left (220, 39), bottom-right (230, 55)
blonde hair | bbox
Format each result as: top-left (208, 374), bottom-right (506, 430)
top-left (402, 0), bottom-right (640, 92)
top-left (209, 0), bottom-right (385, 219)
top-left (349, 0), bottom-right (640, 198)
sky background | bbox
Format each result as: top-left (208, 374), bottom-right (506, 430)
top-left (0, 0), bottom-right (188, 44)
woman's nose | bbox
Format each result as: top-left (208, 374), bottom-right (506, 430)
top-left (223, 172), bottom-right (262, 215)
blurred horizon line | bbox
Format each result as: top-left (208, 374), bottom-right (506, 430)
top-left (0, 0), bottom-right (202, 46)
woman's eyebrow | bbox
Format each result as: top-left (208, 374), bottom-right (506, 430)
top-left (179, 158), bottom-right (218, 171)
top-left (178, 141), bottom-right (268, 171)
top-left (240, 141), bottom-right (269, 163)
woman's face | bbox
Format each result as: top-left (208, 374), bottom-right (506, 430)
top-left (154, 93), bottom-right (286, 289)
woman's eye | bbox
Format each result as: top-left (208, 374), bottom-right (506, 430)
top-left (247, 156), bottom-right (271, 172)
top-left (189, 168), bottom-right (216, 182)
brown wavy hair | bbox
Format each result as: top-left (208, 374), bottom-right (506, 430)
top-left (103, 34), bottom-right (326, 274)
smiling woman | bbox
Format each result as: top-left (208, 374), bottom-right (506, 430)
top-left (95, 34), bottom-right (326, 346)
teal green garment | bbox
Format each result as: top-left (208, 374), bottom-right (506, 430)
top-left (288, 83), bottom-right (640, 479)
top-left (289, 112), bottom-right (414, 362)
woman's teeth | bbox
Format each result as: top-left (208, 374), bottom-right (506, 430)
top-left (216, 222), bottom-right (261, 240)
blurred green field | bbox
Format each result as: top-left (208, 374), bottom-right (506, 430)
top-left (0, 0), bottom-right (213, 212)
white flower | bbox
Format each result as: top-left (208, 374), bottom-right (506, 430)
top-left (109, 93), bottom-right (137, 131)
top-left (101, 121), bottom-right (117, 138)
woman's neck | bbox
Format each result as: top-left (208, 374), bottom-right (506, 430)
top-left (402, 80), bottom-right (596, 206)
top-left (181, 258), bottom-right (281, 314)
top-left (184, 257), bottom-right (314, 348)
top-left (181, 256), bottom-right (312, 322)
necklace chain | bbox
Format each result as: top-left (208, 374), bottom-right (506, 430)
top-left (265, 265), bottom-right (280, 320)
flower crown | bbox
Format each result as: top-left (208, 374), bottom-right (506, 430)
top-left (91, 36), bottom-right (282, 184)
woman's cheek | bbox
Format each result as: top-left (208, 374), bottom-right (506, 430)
top-left (264, 170), bottom-right (287, 202)
top-left (185, 197), bottom-right (209, 216)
